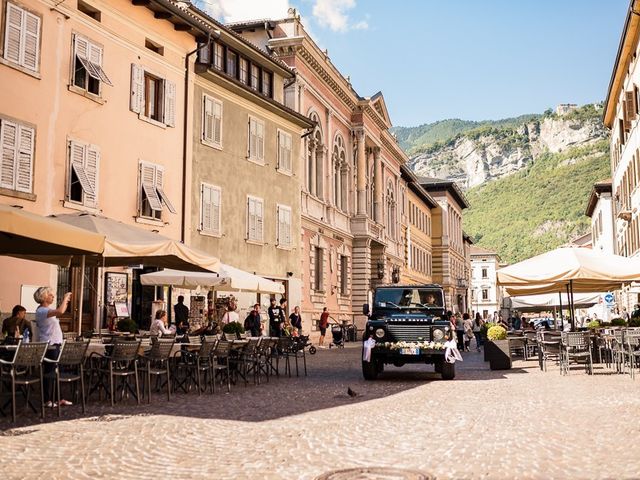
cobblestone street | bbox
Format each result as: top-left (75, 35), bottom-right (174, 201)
top-left (1, 344), bottom-right (640, 479)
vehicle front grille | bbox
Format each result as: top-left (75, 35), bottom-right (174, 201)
top-left (386, 324), bottom-right (432, 342)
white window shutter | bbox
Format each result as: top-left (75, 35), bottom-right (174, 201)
top-left (130, 64), bottom-right (144, 113)
top-left (284, 208), bottom-right (291, 246)
top-left (276, 205), bottom-right (281, 244)
top-left (211, 187), bottom-right (221, 234)
top-left (257, 122), bottom-right (264, 161)
top-left (247, 198), bottom-right (255, 239)
top-left (84, 145), bottom-right (99, 207)
top-left (256, 199), bottom-right (263, 241)
top-left (140, 163), bottom-right (162, 212)
top-left (22, 10), bottom-right (40, 71)
top-left (16, 125), bottom-right (34, 193)
top-left (203, 96), bottom-right (213, 143)
top-left (200, 184), bottom-right (212, 231)
top-left (0, 120), bottom-right (18, 190)
top-left (213, 101), bottom-right (222, 145)
top-left (4, 3), bottom-right (23, 65)
top-left (164, 80), bottom-right (176, 127)
top-left (74, 34), bottom-right (89, 59)
top-left (249, 119), bottom-right (256, 158)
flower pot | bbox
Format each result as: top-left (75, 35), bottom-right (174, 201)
top-left (486, 339), bottom-right (512, 370)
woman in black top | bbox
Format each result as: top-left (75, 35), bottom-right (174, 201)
top-left (289, 305), bottom-right (302, 335)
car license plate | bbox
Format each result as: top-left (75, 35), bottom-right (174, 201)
top-left (400, 347), bottom-right (420, 355)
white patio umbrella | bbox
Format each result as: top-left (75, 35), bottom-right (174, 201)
top-left (139, 264), bottom-right (285, 294)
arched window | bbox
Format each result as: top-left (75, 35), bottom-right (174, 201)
top-left (386, 181), bottom-right (396, 239)
top-left (307, 112), bottom-right (323, 197)
top-left (332, 134), bottom-right (347, 211)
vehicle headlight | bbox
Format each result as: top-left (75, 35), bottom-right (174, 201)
top-left (433, 329), bottom-right (444, 341)
top-left (374, 328), bottom-right (385, 338)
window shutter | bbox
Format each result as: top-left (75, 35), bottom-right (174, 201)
top-left (22, 10), bottom-right (40, 71)
top-left (164, 80), bottom-right (176, 127)
top-left (4, 3), bottom-right (23, 64)
top-left (284, 208), bottom-right (291, 246)
top-left (155, 167), bottom-right (176, 214)
top-left (624, 99), bottom-right (632, 132)
top-left (247, 198), bottom-right (256, 240)
top-left (74, 34), bottom-right (89, 59)
top-left (625, 91), bottom-right (636, 125)
top-left (141, 163), bottom-right (162, 211)
top-left (257, 121), bottom-right (264, 161)
top-left (84, 145), bottom-right (99, 207)
top-left (130, 64), bottom-right (144, 113)
top-left (249, 119), bottom-right (256, 158)
top-left (69, 140), bottom-right (94, 200)
top-left (0, 120), bottom-right (18, 190)
top-left (203, 96), bottom-right (213, 143)
top-left (16, 125), bottom-right (34, 193)
top-left (276, 205), bottom-right (281, 244)
top-left (213, 101), bottom-right (222, 145)
top-left (256, 199), bottom-right (263, 241)
top-left (87, 41), bottom-right (112, 85)
top-left (211, 187), bottom-right (220, 234)
top-left (200, 184), bottom-right (212, 231)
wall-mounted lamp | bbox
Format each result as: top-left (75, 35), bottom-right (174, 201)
top-left (391, 265), bottom-right (400, 284)
top-left (286, 271), bottom-right (293, 277)
top-left (377, 261), bottom-right (385, 279)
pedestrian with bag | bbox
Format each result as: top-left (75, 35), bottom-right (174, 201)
top-left (244, 303), bottom-right (262, 337)
top-left (463, 313), bottom-right (474, 352)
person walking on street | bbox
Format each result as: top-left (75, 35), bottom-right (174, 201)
top-left (455, 313), bottom-right (465, 350)
top-left (268, 298), bottom-right (286, 337)
top-left (174, 295), bottom-right (190, 335)
top-left (473, 313), bottom-right (484, 351)
top-left (463, 313), bottom-right (474, 352)
top-left (318, 307), bottom-right (330, 347)
top-left (244, 303), bottom-right (262, 337)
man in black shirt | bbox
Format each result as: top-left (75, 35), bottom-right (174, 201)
top-left (174, 295), bottom-right (190, 335)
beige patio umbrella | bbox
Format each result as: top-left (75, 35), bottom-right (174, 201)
top-left (140, 264), bottom-right (284, 294)
top-left (0, 204), bottom-right (104, 261)
top-left (51, 212), bottom-right (220, 272)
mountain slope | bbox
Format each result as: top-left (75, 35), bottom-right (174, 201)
top-left (463, 140), bottom-right (610, 263)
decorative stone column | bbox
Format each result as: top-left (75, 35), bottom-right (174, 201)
top-left (356, 130), bottom-right (366, 214)
top-left (373, 147), bottom-right (383, 223)
top-left (309, 138), bottom-right (317, 196)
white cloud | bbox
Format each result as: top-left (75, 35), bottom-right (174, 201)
top-left (195, 0), bottom-right (290, 22)
top-left (311, 0), bottom-right (368, 32)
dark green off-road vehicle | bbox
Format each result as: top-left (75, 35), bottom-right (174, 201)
top-left (362, 284), bottom-right (455, 380)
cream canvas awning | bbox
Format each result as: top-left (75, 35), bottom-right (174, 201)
top-left (140, 264), bottom-right (284, 294)
top-left (51, 212), bottom-right (219, 272)
top-left (497, 247), bottom-right (640, 295)
top-left (0, 204), bottom-right (104, 260)
top-left (507, 292), bottom-right (602, 311)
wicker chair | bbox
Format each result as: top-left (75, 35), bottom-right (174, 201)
top-left (0, 341), bottom-right (48, 422)
top-left (138, 337), bottom-right (175, 402)
top-left (45, 340), bottom-right (89, 416)
top-left (561, 332), bottom-right (593, 375)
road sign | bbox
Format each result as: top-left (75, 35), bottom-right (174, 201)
top-left (603, 293), bottom-right (615, 306)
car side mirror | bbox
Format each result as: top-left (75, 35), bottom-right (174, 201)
top-left (362, 304), bottom-right (370, 316)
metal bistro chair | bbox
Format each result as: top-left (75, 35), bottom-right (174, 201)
top-left (276, 337), bottom-right (295, 377)
top-left (289, 336), bottom-right (308, 377)
top-left (93, 340), bottom-right (142, 406)
top-left (180, 336), bottom-right (217, 395)
top-left (561, 332), bottom-right (593, 375)
top-left (237, 338), bottom-right (261, 386)
top-left (623, 332), bottom-right (640, 379)
top-left (46, 340), bottom-right (89, 417)
top-left (523, 331), bottom-right (538, 359)
top-left (211, 338), bottom-right (231, 393)
top-left (537, 331), bottom-right (562, 372)
top-left (610, 330), bottom-right (626, 373)
top-left (138, 337), bottom-right (175, 403)
top-left (0, 341), bottom-right (48, 422)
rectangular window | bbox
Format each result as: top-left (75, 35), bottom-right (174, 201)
top-left (277, 204), bottom-right (292, 248)
top-left (200, 183), bottom-right (221, 235)
top-left (139, 162), bottom-right (176, 220)
top-left (3, 2), bottom-right (41, 73)
top-left (250, 64), bottom-right (260, 91)
top-left (482, 289), bottom-right (489, 300)
top-left (481, 267), bottom-right (488, 279)
top-left (226, 50), bottom-right (237, 77)
top-left (130, 64), bottom-right (176, 127)
top-left (248, 117), bottom-right (265, 163)
top-left (239, 57), bottom-right (249, 84)
top-left (278, 130), bottom-right (292, 173)
top-left (213, 42), bottom-right (224, 71)
top-left (339, 255), bottom-right (348, 295)
top-left (202, 94), bottom-right (222, 148)
top-left (72, 34), bottom-right (112, 96)
top-left (314, 247), bottom-right (323, 291)
top-left (78, 0), bottom-right (101, 21)
top-left (145, 38), bottom-right (163, 56)
top-left (247, 196), bottom-right (264, 242)
top-left (67, 139), bottom-right (99, 208)
top-left (0, 118), bottom-right (34, 193)
top-left (262, 70), bottom-right (272, 97)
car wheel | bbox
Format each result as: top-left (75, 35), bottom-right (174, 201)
top-left (441, 361), bottom-right (455, 380)
top-left (362, 357), bottom-right (379, 380)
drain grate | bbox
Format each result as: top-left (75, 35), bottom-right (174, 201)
top-left (315, 467), bottom-right (434, 480)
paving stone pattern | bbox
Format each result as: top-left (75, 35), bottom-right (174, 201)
top-left (1, 345), bottom-right (639, 479)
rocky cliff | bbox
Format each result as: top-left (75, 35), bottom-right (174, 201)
top-left (405, 104), bottom-right (608, 189)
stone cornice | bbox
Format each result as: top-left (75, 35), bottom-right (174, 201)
top-left (380, 133), bottom-right (408, 166)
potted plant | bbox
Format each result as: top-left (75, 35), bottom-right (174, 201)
top-left (222, 321), bottom-right (244, 339)
top-left (116, 317), bottom-right (137, 334)
top-left (485, 325), bottom-right (511, 370)
top-left (481, 322), bottom-right (495, 361)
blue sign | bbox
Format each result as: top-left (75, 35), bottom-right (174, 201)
top-left (604, 293), bottom-right (615, 305)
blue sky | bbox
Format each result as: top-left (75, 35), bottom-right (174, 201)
top-left (203, 0), bottom-right (629, 127)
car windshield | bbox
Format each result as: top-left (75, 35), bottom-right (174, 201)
top-left (374, 288), bottom-right (444, 309)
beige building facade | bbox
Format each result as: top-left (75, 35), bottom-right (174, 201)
top-left (419, 178), bottom-right (470, 313)
top-left (0, 0), bottom-right (210, 329)
top-left (603, 0), bottom-right (640, 310)
top-left (470, 246), bottom-right (501, 319)
top-left (231, 11), bottom-right (409, 329)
